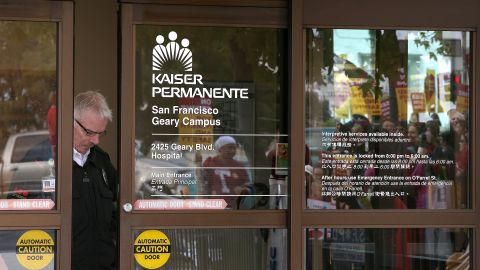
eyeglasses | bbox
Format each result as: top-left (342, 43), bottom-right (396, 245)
top-left (75, 119), bottom-right (107, 137)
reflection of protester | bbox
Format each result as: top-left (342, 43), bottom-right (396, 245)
top-left (72, 91), bottom-right (117, 270)
top-left (47, 91), bottom-right (57, 161)
top-left (309, 180), bottom-right (322, 200)
top-left (396, 125), bottom-right (407, 137)
top-left (381, 119), bottom-right (396, 133)
top-left (373, 121), bottom-right (409, 209)
top-left (306, 165), bottom-right (335, 209)
top-left (203, 136), bottom-right (249, 209)
top-left (329, 120), bottom-right (348, 152)
top-left (277, 143), bottom-right (288, 159)
top-left (430, 112), bottom-right (441, 128)
top-left (405, 123), bottom-right (420, 154)
top-left (455, 133), bottom-right (468, 208)
top-left (443, 109), bottom-right (465, 150)
top-left (423, 120), bottom-right (439, 155)
top-left (431, 133), bottom-right (455, 209)
top-left (410, 146), bottom-right (430, 209)
top-left (333, 156), bottom-right (360, 209)
top-left (424, 130), bottom-right (457, 270)
top-left (409, 112), bottom-right (419, 125)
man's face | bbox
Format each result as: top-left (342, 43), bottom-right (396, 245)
top-left (73, 110), bottom-right (108, 154)
top-left (449, 110), bottom-right (465, 130)
top-left (425, 128), bottom-right (433, 142)
top-left (313, 167), bottom-right (322, 181)
top-left (382, 120), bottom-right (395, 133)
top-left (310, 181), bottom-right (322, 199)
top-left (407, 126), bottom-right (418, 143)
top-left (218, 143), bottom-right (237, 160)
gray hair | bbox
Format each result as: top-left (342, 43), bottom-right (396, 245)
top-left (74, 90), bottom-right (112, 121)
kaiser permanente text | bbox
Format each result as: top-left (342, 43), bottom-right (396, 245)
top-left (152, 73), bottom-right (248, 99)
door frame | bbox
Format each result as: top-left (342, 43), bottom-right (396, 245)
top-left (0, 1), bottom-right (74, 269)
top-left (119, 2), bottom-right (288, 269)
top-left (120, 0), bottom-right (480, 269)
top-left (297, 0), bottom-right (480, 269)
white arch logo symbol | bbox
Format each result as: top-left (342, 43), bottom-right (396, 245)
top-left (152, 31), bottom-right (192, 72)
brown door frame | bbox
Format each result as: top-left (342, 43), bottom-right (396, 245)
top-left (121, 0), bottom-right (479, 269)
top-left (298, 0), bottom-right (480, 270)
top-left (0, 1), bottom-right (74, 269)
top-left (119, 2), bottom-right (288, 269)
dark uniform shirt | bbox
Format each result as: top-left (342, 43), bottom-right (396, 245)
top-left (72, 146), bottom-right (117, 270)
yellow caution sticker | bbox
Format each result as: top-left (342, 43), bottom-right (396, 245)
top-left (134, 230), bottom-right (171, 269)
top-left (16, 230), bottom-right (54, 270)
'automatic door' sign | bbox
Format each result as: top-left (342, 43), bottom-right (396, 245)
top-left (16, 230), bottom-right (54, 270)
top-left (134, 230), bottom-right (171, 269)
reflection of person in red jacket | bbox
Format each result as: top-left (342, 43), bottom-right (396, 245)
top-left (202, 136), bottom-right (249, 209)
top-left (47, 91), bottom-right (57, 161)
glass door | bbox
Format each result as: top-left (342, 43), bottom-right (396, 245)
top-left (0, 1), bottom-right (73, 269)
top-left (120, 3), bottom-right (289, 269)
top-left (296, 0), bottom-right (480, 269)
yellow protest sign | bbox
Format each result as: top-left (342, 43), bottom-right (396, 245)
top-left (395, 87), bottom-right (408, 121)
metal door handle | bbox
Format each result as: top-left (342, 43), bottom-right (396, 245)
top-left (123, 203), bottom-right (133, 213)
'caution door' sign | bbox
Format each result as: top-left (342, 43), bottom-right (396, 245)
top-left (134, 230), bottom-right (171, 269)
top-left (16, 230), bottom-right (54, 270)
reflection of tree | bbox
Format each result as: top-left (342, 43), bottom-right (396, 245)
top-left (372, 30), bottom-right (406, 122)
top-left (0, 22), bottom-right (56, 146)
top-left (337, 30), bottom-right (405, 119)
top-left (414, 31), bottom-right (452, 61)
top-left (305, 29), bottom-right (335, 126)
top-left (305, 90), bottom-right (332, 127)
top-left (307, 29), bottom-right (407, 124)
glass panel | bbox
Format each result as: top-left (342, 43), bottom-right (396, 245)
top-left (0, 21), bottom-right (57, 210)
top-left (305, 29), bottom-right (471, 209)
top-left (306, 227), bottom-right (471, 270)
top-left (133, 228), bottom-right (287, 269)
top-left (135, 26), bottom-right (288, 210)
top-left (0, 229), bottom-right (56, 269)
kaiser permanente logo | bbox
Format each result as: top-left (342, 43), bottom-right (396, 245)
top-left (153, 31), bottom-right (192, 72)
top-left (151, 31), bottom-right (249, 99)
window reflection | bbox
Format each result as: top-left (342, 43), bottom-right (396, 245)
top-left (305, 29), bottom-right (471, 209)
top-left (134, 228), bottom-right (287, 270)
top-left (135, 26), bottom-right (288, 210)
top-left (0, 21), bottom-right (57, 209)
top-left (0, 230), bottom-right (56, 269)
top-left (306, 228), bottom-right (471, 270)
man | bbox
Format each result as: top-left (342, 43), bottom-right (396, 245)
top-left (405, 123), bottom-right (420, 154)
top-left (202, 136), bottom-right (249, 209)
top-left (381, 119), bottom-right (396, 133)
top-left (72, 91), bottom-right (117, 270)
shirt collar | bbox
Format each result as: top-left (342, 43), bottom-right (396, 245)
top-left (73, 148), bottom-right (90, 167)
